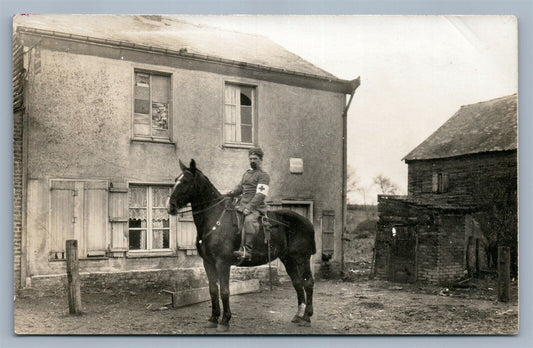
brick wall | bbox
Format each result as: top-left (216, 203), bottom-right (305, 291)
top-left (416, 229), bottom-right (439, 283)
top-left (375, 197), bottom-right (469, 284)
top-left (436, 214), bottom-right (467, 283)
top-left (13, 110), bottom-right (23, 291)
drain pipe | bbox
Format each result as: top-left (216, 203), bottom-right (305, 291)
top-left (341, 77), bottom-right (361, 277)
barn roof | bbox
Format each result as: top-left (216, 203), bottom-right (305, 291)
top-left (403, 94), bottom-right (517, 161)
top-left (13, 14), bottom-right (339, 81)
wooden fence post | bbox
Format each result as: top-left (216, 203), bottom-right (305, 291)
top-left (497, 246), bottom-right (510, 302)
top-left (66, 240), bottom-right (82, 314)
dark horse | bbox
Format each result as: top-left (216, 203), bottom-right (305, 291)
top-left (166, 159), bottom-right (316, 332)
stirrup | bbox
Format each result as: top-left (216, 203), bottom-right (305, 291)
top-left (233, 247), bottom-right (252, 261)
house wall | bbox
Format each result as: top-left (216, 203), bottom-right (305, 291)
top-left (407, 151), bottom-right (517, 206)
top-left (22, 43), bottom-right (345, 284)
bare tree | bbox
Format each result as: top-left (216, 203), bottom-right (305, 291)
top-left (346, 165), bottom-right (360, 203)
top-left (473, 176), bottom-right (517, 275)
top-left (373, 174), bottom-right (399, 195)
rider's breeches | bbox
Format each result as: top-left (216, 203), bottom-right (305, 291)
top-left (244, 210), bottom-right (260, 246)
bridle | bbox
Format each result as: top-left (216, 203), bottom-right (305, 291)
top-left (169, 170), bottom-right (226, 217)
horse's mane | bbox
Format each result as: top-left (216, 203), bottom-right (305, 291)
top-left (195, 169), bottom-right (222, 197)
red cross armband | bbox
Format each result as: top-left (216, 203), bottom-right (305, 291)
top-left (256, 183), bottom-right (269, 196)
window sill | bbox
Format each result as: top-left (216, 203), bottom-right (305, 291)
top-left (222, 143), bottom-right (255, 150)
top-left (131, 137), bottom-right (176, 146)
top-left (126, 250), bottom-right (176, 258)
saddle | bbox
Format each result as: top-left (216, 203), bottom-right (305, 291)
top-left (225, 199), bottom-right (272, 244)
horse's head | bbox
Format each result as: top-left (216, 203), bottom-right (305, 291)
top-left (166, 159), bottom-right (198, 215)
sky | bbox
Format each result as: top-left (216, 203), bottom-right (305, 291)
top-left (176, 15), bottom-right (518, 204)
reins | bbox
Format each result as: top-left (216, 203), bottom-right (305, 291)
top-left (176, 196), bottom-right (226, 216)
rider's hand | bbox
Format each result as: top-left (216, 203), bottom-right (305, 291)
top-left (243, 208), bottom-right (251, 215)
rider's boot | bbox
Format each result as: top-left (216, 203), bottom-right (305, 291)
top-left (234, 232), bottom-right (254, 261)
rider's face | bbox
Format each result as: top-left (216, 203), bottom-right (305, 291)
top-left (249, 155), bottom-right (262, 169)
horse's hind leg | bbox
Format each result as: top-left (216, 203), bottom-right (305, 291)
top-left (298, 256), bottom-right (314, 327)
top-left (203, 260), bottom-right (220, 328)
top-left (281, 257), bottom-right (306, 324)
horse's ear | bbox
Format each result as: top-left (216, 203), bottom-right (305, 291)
top-left (189, 159), bottom-right (197, 174)
top-left (179, 160), bottom-right (188, 172)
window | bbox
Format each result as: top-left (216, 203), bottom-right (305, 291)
top-left (133, 71), bottom-right (171, 141)
top-left (128, 185), bottom-right (172, 250)
top-left (224, 83), bottom-right (255, 145)
top-left (432, 173), bottom-right (449, 193)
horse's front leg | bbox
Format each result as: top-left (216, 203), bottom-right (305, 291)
top-left (203, 260), bottom-right (220, 328)
top-left (216, 261), bottom-right (232, 332)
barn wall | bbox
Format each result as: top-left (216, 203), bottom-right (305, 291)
top-left (22, 43), bottom-right (345, 284)
top-left (407, 151), bottom-right (517, 206)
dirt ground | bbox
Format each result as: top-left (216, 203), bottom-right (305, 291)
top-left (14, 275), bottom-right (518, 335)
top-left (13, 237), bottom-right (518, 335)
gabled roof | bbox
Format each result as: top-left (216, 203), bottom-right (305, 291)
top-left (13, 14), bottom-right (338, 80)
top-left (403, 94), bottom-right (517, 161)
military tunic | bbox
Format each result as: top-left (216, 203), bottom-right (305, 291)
top-left (232, 168), bottom-right (270, 213)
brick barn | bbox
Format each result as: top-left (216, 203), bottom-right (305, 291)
top-left (12, 15), bottom-right (358, 290)
top-left (373, 94), bottom-right (517, 284)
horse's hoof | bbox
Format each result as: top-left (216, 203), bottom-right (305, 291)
top-left (216, 324), bottom-right (229, 332)
top-left (205, 321), bottom-right (218, 328)
top-left (291, 315), bottom-right (303, 323)
top-left (298, 317), bottom-right (311, 327)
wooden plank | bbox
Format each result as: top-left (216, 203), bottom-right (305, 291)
top-left (165, 279), bottom-right (260, 308)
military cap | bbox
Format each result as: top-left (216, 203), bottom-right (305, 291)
top-left (248, 147), bottom-right (264, 159)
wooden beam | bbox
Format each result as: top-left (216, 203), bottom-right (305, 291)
top-left (163, 279), bottom-right (260, 308)
top-left (66, 240), bottom-right (82, 314)
top-left (498, 246), bottom-right (510, 302)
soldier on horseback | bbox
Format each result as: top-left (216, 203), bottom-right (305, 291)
top-left (226, 147), bottom-right (270, 261)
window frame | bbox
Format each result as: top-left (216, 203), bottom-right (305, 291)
top-left (132, 67), bottom-right (174, 144)
top-left (126, 183), bottom-right (177, 256)
top-left (223, 82), bottom-right (257, 148)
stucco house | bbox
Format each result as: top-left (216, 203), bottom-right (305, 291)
top-left (13, 15), bottom-right (357, 290)
top-left (373, 94), bottom-right (518, 284)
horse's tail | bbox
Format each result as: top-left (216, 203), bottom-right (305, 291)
top-left (268, 209), bottom-right (316, 255)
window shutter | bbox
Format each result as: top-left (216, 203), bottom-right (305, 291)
top-left (322, 211), bottom-right (335, 255)
top-left (432, 173), bottom-right (439, 193)
top-left (50, 182), bottom-right (76, 259)
top-left (442, 173), bottom-right (449, 192)
top-left (109, 183), bottom-right (129, 254)
top-left (177, 207), bottom-right (197, 249)
top-left (84, 181), bottom-right (108, 256)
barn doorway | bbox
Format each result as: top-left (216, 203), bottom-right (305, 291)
top-left (388, 226), bottom-right (417, 283)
